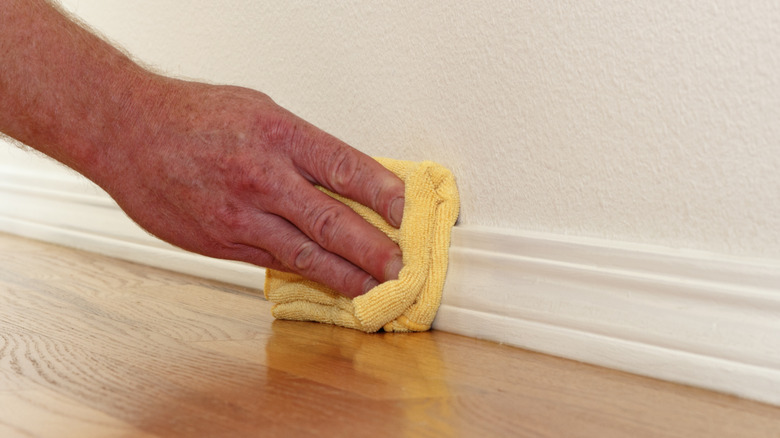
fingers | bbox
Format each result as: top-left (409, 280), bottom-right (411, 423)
top-left (236, 212), bottom-right (385, 298)
top-left (220, 101), bottom-right (406, 297)
top-left (292, 128), bottom-right (406, 228)
top-left (267, 176), bottom-right (404, 285)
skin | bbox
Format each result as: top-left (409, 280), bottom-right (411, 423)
top-left (0, 0), bottom-right (404, 297)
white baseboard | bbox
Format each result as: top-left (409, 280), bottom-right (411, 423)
top-left (439, 226), bottom-right (780, 406)
top-left (1, 166), bottom-right (779, 406)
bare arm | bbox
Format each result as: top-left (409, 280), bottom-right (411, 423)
top-left (0, 0), bottom-right (404, 297)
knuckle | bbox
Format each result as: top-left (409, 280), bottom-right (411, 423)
top-left (290, 240), bottom-right (320, 271)
top-left (307, 203), bottom-right (344, 248)
top-left (212, 202), bottom-right (247, 232)
top-left (328, 147), bottom-right (359, 192)
top-left (224, 160), bottom-right (280, 198)
top-left (240, 174), bottom-right (277, 199)
top-left (260, 113), bottom-right (300, 150)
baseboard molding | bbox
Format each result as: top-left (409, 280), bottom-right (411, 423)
top-left (439, 226), bottom-right (780, 406)
top-left (1, 166), bottom-right (779, 406)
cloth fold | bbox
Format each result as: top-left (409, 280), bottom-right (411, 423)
top-left (263, 158), bottom-right (459, 333)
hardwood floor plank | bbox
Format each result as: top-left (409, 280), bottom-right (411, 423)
top-left (0, 390), bottom-right (159, 438)
top-left (1, 232), bottom-right (779, 437)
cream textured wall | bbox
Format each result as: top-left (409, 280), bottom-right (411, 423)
top-left (5, 0), bottom-right (780, 259)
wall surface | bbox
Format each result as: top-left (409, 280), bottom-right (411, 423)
top-left (7, 0), bottom-right (774, 259)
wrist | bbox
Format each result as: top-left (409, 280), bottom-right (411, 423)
top-left (82, 65), bottom-right (171, 190)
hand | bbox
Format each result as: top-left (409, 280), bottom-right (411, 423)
top-left (0, 0), bottom-right (403, 297)
top-left (96, 77), bottom-right (405, 297)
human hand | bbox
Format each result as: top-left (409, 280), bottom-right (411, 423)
top-left (95, 77), bottom-right (404, 297)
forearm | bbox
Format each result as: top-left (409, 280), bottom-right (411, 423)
top-left (0, 0), bottom-right (155, 181)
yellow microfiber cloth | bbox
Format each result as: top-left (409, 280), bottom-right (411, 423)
top-left (263, 158), bottom-right (459, 333)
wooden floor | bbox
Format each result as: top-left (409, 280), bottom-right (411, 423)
top-left (1, 233), bottom-right (779, 437)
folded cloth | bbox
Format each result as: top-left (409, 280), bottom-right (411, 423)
top-left (263, 158), bottom-right (460, 333)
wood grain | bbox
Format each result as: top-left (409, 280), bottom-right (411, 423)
top-left (1, 232), bottom-right (779, 437)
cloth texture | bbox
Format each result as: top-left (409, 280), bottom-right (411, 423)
top-left (263, 158), bottom-right (460, 333)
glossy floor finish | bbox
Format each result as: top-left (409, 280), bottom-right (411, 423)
top-left (1, 232), bottom-right (779, 437)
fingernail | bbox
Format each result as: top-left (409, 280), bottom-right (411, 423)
top-left (389, 197), bottom-right (405, 228)
top-left (385, 254), bottom-right (403, 282)
top-left (362, 277), bottom-right (380, 295)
